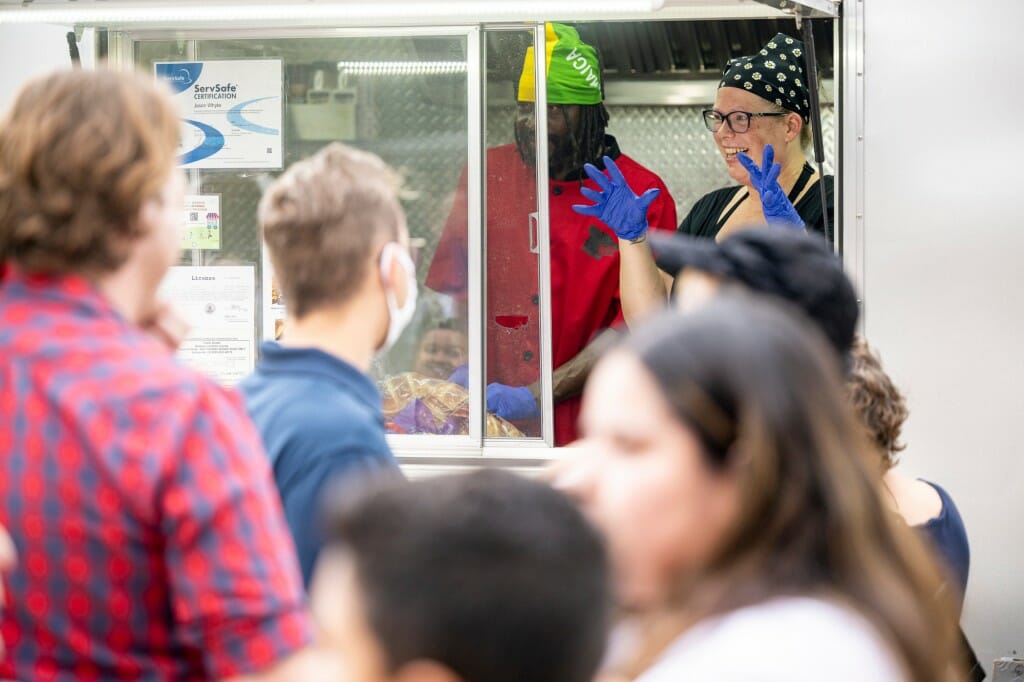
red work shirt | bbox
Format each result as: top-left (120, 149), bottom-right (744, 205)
top-left (426, 140), bottom-right (677, 445)
top-left (0, 269), bottom-right (312, 680)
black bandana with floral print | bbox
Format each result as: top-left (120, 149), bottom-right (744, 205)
top-left (719, 33), bottom-right (810, 122)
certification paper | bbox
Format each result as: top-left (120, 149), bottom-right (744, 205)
top-left (182, 194), bottom-right (221, 250)
top-left (155, 60), bottom-right (283, 169)
top-left (159, 265), bottom-right (256, 386)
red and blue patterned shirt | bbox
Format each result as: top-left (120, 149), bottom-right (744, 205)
top-left (0, 268), bottom-right (313, 680)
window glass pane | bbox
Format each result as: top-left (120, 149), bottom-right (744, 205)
top-left (135, 34), bottom-right (473, 436)
top-left (423, 28), bottom-right (549, 442)
top-left (480, 29), bottom-right (546, 441)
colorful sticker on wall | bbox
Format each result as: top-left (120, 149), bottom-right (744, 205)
top-left (155, 59), bottom-right (283, 169)
top-left (182, 194), bottom-right (221, 250)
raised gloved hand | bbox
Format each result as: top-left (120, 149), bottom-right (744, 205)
top-left (572, 155), bottom-right (661, 242)
top-left (447, 363), bottom-right (469, 388)
top-left (486, 383), bottom-right (539, 421)
top-left (737, 144), bottom-right (804, 229)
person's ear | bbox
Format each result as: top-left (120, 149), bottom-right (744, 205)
top-left (134, 195), bottom-right (161, 236)
top-left (379, 243), bottom-right (410, 306)
top-left (785, 113), bottom-right (802, 143)
top-left (393, 659), bottom-right (461, 682)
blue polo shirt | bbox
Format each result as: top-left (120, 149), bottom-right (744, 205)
top-left (239, 342), bottom-right (401, 586)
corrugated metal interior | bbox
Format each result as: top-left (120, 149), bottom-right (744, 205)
top-left (480, 19), bottom-right (833, 81)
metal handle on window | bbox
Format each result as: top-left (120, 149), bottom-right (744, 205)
top-left (528, 211), bottom-right (539, 254)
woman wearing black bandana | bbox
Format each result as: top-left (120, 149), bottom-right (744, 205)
top-left (572, 33), bottom-right (834, 327)
top-left (684, 33), bottom-right (833, 242)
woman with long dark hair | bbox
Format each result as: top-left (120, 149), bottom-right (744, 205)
top-left (561, 292), bottom-right (962, 681)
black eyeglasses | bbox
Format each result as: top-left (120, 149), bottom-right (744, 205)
top-left (702, 109), bottom-right (787, 134)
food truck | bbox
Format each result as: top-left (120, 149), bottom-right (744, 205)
top-left (0, 0), bottom-right (1020, 674)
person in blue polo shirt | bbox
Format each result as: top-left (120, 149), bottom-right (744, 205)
top-left (240, 143), bottom-right (411, 586)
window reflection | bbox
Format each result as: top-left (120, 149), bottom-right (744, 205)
top-left (425, 30), bottom-right (547, 441)
top-left (133, 18), bottom-right (836, 451)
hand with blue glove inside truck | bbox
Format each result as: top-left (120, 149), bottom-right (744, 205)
top-left (447, 366), bottom-right (541, 422)
top-left (447, 327), bottom-right (620, 427)
top-left (571, 155), bottom-right (676, 326)
top-left (572, 155), bottom-right (662, 244)
top-left (737, 144), bottom-right (806, 230)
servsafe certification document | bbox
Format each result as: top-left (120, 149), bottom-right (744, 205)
top-left (155, 59), bottom-right (283, 169)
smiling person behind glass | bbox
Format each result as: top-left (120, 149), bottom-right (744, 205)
top-left (413, 319), bottom-right (468, 381)
top-left (573, 33), bottom-right (834, 326)
top-left (687, 32), bottom-right (833, 242)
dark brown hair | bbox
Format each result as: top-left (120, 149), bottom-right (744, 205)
top-left (259, 143), bottom-right (403, 319)
top-left (623, 293), bottom-right (961, 682)
top-left (0, 69), bottom-right (179, 274)
top-left (325, 470), bottom-right (611, 682)
top-left (846, 336), bottom-right (909, 470)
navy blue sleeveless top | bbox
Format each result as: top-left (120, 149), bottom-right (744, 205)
top-left (915, 480), bottom-right (970, 611)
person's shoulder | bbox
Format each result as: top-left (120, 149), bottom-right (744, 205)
top-left (272, 399), bottom-right (395, 494)
top-left (299, 390), bottom-right (384, 441)
top-left (677, 186), bottom-right (739, 235)
top-left (682, 185), bottom-right (741, 218)
top-left (920, 480), bottom-right (962, 514)
top-left (640, 597), bottom-right (906, 682)
top-left (612, 153), bottom-right (669, 186)
top-left (63, 322), bottom-right (221, 413)
top-left (696, 185), bottom-right (741, 205)
top-left (251, 373), bottom-right (387, 451)
top-left (915, 479), bottom-right (969, 551)
top-left (885, 472), bottom-right (942, 527)
top-left (710, 597), bottom-right (882, 636)
top-left (796, 173), bottom-right (834, 208)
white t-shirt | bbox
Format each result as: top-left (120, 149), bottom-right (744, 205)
top-left (636, 597), bottom-right (908, 682)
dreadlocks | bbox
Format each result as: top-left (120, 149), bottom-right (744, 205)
top-left (563, 102), bottom-right (611, 172)
top-left (513, 102), bottom-right (611, 177)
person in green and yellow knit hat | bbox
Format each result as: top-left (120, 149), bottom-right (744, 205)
top-left (514, 22), bottom-right (608, 180)
top-left (426, 23), bottom-right (677, 445)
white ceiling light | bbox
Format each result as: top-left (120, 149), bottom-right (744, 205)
top-left (0, 0), bottom-right (667, 26)
top-left (337, 61), bottom-right (468, 76)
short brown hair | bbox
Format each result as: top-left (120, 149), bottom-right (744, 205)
top-left (259, 143), bottom-right (403, 319)
top-left (846, 336), bottom-right (909, 470)
top-left (0, 69), bottom-right (179, 274)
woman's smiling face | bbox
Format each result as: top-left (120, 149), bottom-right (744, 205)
top-left (711, 87), bottom-right (795, 187)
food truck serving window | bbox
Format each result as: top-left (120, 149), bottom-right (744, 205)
top-left (119, 15), bottom-right (837, 465)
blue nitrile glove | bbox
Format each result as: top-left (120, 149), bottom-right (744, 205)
top-left (572, 155), bottom-right (661, 242)
top-left (737, 145), bottom-right (805, 229)
top-left (447, 363), bottom-right (469, 388)
top-left (486, 383), bottom-right (540, 421)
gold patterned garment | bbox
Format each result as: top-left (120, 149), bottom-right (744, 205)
top-left (380, 372), bottom-right (523, 438)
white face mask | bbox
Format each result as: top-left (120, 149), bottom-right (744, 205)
top-left (379, 242), bottom-right (418, 352)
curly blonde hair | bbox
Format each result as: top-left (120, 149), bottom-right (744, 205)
top-left (846, 336), bottom-right (908, 469)
top-left (0, 69), bottom-right (179, 274)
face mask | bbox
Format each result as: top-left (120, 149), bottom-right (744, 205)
top-left (379, 242), bottom-right (418, 352)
